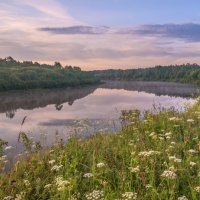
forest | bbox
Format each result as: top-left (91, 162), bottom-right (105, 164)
top-left (92, 63), bottom-right (200, 85)
top-left (0, 57), bottom-right (99, 91)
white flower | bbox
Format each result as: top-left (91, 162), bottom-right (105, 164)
top-left (122, 192), bottom-right (137, 199)
top-left (83, 173), bottom-right (93, 178)
top-left (174, 158), bottom-right (182, 163)
top-left (195, 186), bottom-right (200, 193)
top-left (3, 196), bottom-right (13, 200)
top-left (4, 146), bottom-right (14, 151)
top-left (51, 165), bottom-right (63, 171)
top-left (187, 119), bottom-right (194, 123)
top-left (55, 176), bottom-right (70, 191)
top-left (188, 149), bottom-right (198, 154)
top-left (161, 170), bottom-right (177, 179)
top-left (86, 190), bottom-right (104, 200)
top-left (129, 166), bottom-right (140, 173)
top-left (190, 161), bottom-right (196, 167)
top-left (169, 117), bottom-right (176, 121)
top-left (138, 150), bottom-right (161, 157)
top-left (49, 160), bottom-right (56, 165)
top-left (149, 132), bottom-right (155, 137)
top-left (165, 132), bottom-right (172, 136)
top-left (44, 184), bottom-right (52, 189)
top-left (15, 192), bottom-right (26, 200)
top-left (24, 180), bottom-right (30, 186)
top-left (171, 141), bottom-right (176, 145)
top-left (178, 196), bottom-right (188, 200)
top-left (97, 162), bottom-right (105, 168)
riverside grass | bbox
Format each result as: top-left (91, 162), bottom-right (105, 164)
top-left (0, 103), bottom-right (200, 200)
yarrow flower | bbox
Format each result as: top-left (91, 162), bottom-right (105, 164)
top-left (55, 176), bottom-right (70, 191)
top-left (97, 162), bottom-right (105, 168)
top-left (190, 161), bottom-right (196, 167)
top-left (24, 180), bottom-right (30, 186)
top-left (49, 160), bottom-right (56, 165)
top-left (83, 173), bottom-right (93, 178)
top-left (129, 166), bottom-right (140, 173)
top-left (3, 196), bottom-right (13, 200)
top-left (195, 186), bottom-right (200, 193)
top-left (44, 184), bottom-right (52, 189)
top-left (85, 190), bottom-right (104, 200)
top-left (178, 196), bottom-right (188, 200)
top-left (138, 150), bottom-right (161, 158)
top-left (188, 149), bottom-right (198, 154)
top-left (122, 192), bottom-right (137, 199)
top-left (4, 146), bottom-right (14, 151)
top-left (187, 119), bottom-right (195, 123)
top-left (51, 165), bottom-right (63, 172)
top-left (161, 170), bottom-right (177, 179)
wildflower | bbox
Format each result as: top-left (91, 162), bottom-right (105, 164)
top-left (55, 176), bottom-right (70, 191)
top-left (171, 141), bottom-right (176, 145)
top-left (149, 132), bottom-right (155, 137)
top-left (174, 158), bottom-right (182, 163)
top-left (187, 119), bottom-right (194, 123)
top-left (24, 180), bottom-right (30, 186)
top-left (51, 165), bottom-right (63, 172)
top-left (4, 146), bottom-right (13, 151)
top-left (129, 166), bottom-right (140, 173)
top-left (190, 161), bottom-right (196, 167)
top-left (165, 132), bottom-right (172, 136)
top-left (2, 155), bottom-right (7, 160)
top-left (146, 184), bottom-right (153, 189)
top-left (138, 150), bottom-right (161, 158)
top-left (3, 196), bottom-right (13, 200)
top-left (169, 156), bottom-right (176, 161)
top-left (169, 117), bottom-right (176, 121)
top-left (44, 184), bottom-right (52, 189)
top-left (97, 162), bottom-right (105, 168)
top-left (122, 192), bottom-right (137, 199)
top-left (83, 173), bottom-right (93, 178)
top-left (194, 186), bottom-right (200, 193)
top-left (161, 170), bottom-right (177, 179)
top-left (86, 190), bottom-right (104, 200)
top-left (178, 196), bottom-right (188, 200)
top-left (188, 149), bottom-right (198, 154)
top-left (49, 160), bottom-right (56, 165)
top-left (15, 192), bottom-right (26, 200)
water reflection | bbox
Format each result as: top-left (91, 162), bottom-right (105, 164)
top-left (0, 81), bottom-right (199, 119)
top-left (0, 86), bottom-right (97, 119)
top-left (0, 81), bottom-right (198, 154)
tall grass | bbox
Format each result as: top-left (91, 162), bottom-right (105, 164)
top-left (0, 102), bottom-right (200, 199)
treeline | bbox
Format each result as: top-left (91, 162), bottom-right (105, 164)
top-left (92, 63), bottom-right (200, 85)
top-left (0, 57), bottom-right (99, 91)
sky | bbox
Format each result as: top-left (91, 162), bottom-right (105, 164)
top-left (1, 0), bottom-right (200, 70)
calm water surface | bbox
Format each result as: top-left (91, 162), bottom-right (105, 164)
top-left (0, 81), bottom-right (199, 156)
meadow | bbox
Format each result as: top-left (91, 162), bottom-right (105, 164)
top-left (0, 101), bottom-right (200, 200)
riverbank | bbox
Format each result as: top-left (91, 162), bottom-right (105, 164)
top-left (0, 57), bottom-right (100, 91)
top-left (1, 101), bottom-right (200, 199)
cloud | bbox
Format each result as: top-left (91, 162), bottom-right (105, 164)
top-left (39, 23), bottom-right (200, 43)
top-left (39, 26), bottom-right (109, 35)
top-left (132, 23), bottom-right (200, 42)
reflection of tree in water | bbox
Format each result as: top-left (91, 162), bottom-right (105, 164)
top-left (0, 86), bottom-right (97, 118)
top-left (55, 104), bottom-right (63, 111)
top-left (6, 109), bottom-right (16, 119)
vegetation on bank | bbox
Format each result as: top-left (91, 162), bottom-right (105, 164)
top-left (0, 57), bottom-right (99, 91)
top-left (0, 101), bottom-right (200, 199)
top-left (92, 64), bottom-right (200, 85)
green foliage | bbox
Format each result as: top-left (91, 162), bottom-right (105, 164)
top-left (1, 102), bottom-right (200, 199)
top-left (93, 63), bottom-right (200, 85)
top-left (0, 57), bottom-right (99, 91)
